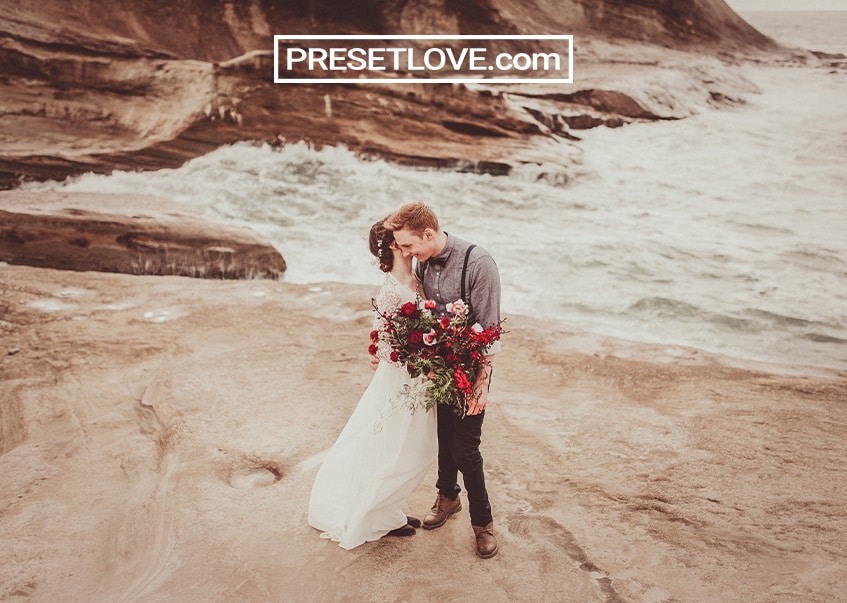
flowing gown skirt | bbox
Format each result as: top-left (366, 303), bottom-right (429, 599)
top-left (308, 361), bottom-right (437, 550)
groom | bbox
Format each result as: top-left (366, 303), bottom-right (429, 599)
top-left (384, 201), bottom-right (501, 559)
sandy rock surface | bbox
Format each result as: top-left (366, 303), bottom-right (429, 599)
top-left (1, 264), bottom-right (844, 602)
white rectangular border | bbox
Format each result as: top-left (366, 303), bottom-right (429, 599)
top-left (273, 34), bottom-right (573, 84)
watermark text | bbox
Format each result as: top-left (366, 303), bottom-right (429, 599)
top-left (274, 35), bottom-right (573, 84)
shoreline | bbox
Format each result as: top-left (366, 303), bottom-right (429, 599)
top-left (2, 263), bottom-right (845, 601)
top-left (0, 179), bottom-right (847, 375)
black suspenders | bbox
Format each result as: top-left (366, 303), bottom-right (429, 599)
top-left (460, 244), bottom-right (476, 308)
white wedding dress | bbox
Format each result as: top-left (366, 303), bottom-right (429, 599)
top-left (308, 273), bottom-right (437, 550)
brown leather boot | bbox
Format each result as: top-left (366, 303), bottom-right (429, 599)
top-left (473, 522), bottom-right (498, 558)
top-left (422, 493), bottom-right (462, 529)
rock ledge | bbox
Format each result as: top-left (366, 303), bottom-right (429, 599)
top-left (0, 192), bottom-right (286, 279)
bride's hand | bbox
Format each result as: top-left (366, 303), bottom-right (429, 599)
top-left (370, 356), bottom-right (380, 371)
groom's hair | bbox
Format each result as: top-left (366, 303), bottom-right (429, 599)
top-left (384, 201), bottom-right (440, 235)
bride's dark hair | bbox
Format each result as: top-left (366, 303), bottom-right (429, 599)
top-left (368, 217), bottom-right (394, 273)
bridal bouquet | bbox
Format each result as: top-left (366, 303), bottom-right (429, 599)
top-left (372, 297), bottom-right (503, 416)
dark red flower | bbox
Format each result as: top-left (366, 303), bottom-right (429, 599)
top-left (401, 302), bottom-right (417, 316)
top-left (454, 367), bottom-right (471, 393)
top-left (368, 343), bottom-right (378, 356)
top-left (408, 329), bottom-right (423, 345)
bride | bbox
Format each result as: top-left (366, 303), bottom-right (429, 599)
top-left (307, 218), bottom-right (437, 550)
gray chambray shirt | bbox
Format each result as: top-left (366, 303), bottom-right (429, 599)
top-left (416, 233), bottom-right (502, 355)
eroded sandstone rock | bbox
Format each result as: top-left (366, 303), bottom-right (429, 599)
top-left (0, 0), bottom-right (780, 188)
top-left (0, 192), bottom-right (286, 279)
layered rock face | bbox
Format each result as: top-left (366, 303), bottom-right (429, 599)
top-left (0, 1), bottom-right (778, 279)
top-left (0, 0), bottom-right (776, 189)
top-left (0, 192), bottom-right (287, 279)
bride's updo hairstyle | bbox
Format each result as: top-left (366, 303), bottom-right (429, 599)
top-left (369, 218), bottom-right (394, 273)
top-left (384, 200), bottom-right (439, 236)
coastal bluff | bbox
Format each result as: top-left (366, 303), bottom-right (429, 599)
top-left (0, 0), bottom-right (779, 189)
top-left (0, 191), bottom-right (286, 279)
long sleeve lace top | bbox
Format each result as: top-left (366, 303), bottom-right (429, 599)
top-left (372, 273), bottom-right (417, 365)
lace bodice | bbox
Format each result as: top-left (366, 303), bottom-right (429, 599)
top-left (373, 273), bottom-right (418, 364)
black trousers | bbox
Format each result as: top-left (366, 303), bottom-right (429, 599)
top-left (435, 403), bottom-right (492, 526)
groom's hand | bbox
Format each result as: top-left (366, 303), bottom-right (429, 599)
top-left (466, 389), bottom-right (488, 416)
top-left (466, 358), bottom-right (493, 415)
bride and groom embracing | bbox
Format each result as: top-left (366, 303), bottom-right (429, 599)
top-left (308, 201), bottom-right (502, 559)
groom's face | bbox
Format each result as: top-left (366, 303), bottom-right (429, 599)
top-left (392, 228), bottom-right (435, 261)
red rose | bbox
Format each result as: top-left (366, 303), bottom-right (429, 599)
top-left (424, 299), bottom-right (436, 309)
top-left (370, 329), bottom-right (379, 341)
top-left (389, 351), bottom-right (400, 362)
top-left (454, 367), bottom-right (471, 393)
top-left (368, 343), bottom-right (378, 356)
top-left (401, 302), bottom-right (417, 316)
top-left (440, 316), bottom-right (451, 329)
top-left (408, 330), bottom-right (423, 345)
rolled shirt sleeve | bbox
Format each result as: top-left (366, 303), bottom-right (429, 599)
top-left (467, 253), bottom-right (502, 355)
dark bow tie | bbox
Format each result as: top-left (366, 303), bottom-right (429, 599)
top-left (427, 257), bottom-right (447, 268)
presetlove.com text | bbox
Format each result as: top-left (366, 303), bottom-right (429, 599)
top-left (274, 35), bottom-right (573, 84)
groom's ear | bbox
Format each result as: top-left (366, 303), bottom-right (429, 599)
top-left (422, 228), bottom-right (434, 241)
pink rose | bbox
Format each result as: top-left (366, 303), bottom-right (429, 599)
top-left (424, 299), bottom-right (436, 310)
top-left (423, 329), bottom-right (438, 346)
top-left (447, 300), bottom-right (468, 317)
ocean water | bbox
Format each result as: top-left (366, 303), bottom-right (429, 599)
top-left (21, 12), bottom-right (847, 370)
top-left (740, 9), bottom-right (847, 56)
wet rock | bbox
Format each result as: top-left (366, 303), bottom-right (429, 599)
top-left (0, 192), bottom-right (286, 279)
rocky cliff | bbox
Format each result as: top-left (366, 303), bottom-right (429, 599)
top-left (0, 0), bottom-right (778, 189)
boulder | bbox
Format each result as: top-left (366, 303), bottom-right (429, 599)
top-left (0, 192), bottom-right (286, 279)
